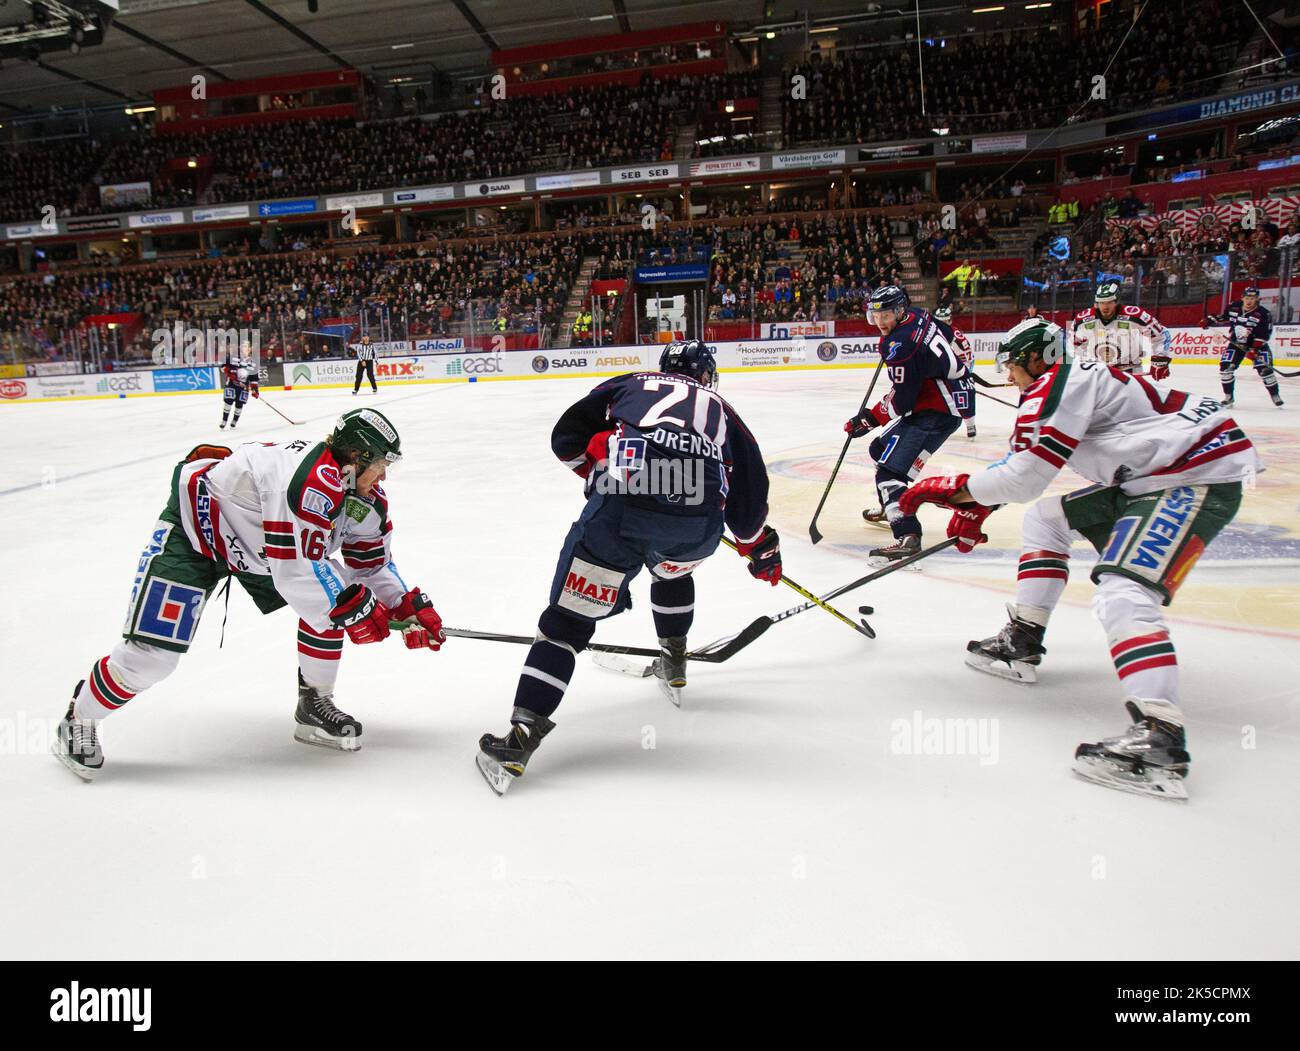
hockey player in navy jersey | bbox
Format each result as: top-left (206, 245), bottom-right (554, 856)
top-left (844, 286), bottom-right (973, 562)
top-left (1203, 286), bottom-right (1283, 407)
top-left (476, 340), bottom-right (780, 794)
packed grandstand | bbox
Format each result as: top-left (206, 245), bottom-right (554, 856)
top-left (2, 0), bottom-right (1299, 371)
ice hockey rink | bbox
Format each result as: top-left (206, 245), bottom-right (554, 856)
top-left (2, 362), bottom-right (1297, 960)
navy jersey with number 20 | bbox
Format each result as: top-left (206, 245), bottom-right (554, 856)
top-left (551, 371), bottom-right (770, 543)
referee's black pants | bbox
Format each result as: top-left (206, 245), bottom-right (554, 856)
top-left (353, 359), bottom-right (377, 392)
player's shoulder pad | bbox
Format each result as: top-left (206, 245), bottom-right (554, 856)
top-left (287, 441), bottom-right (345, 530)
top-left (1074, 307), bottom-right (1095, 322)
top-left (1121, 305), bottom-right (1152, 322)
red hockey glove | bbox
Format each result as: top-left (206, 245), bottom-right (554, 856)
top-left (573, 429), bottom-right (614, 479)
top-left (898, 473), bottom-right (972, 516)
top-left (184, 443), bottom-right (233, 463)
top-left (251, 385), bottom-right (260, 399)
top-left (1149, 355), bottom-right (1171, 381)
top-left (392, 587), bottom-right (446, 651)
top-left (329, 584), bottom-right (391, 644)
top-left (735, 525), bottom-right (782, 586)
top-left (946, 504), bottom-right (994, 554)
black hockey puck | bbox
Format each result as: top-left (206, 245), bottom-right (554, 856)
top-left (858, 605), bottom-right (874, 616)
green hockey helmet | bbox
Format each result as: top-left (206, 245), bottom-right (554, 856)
top-left (329, 408), bottom-right (402, 468)
top-left (996, 318), bottom-right (1067, 373)
top-left (1094, 281), bottom-right (1120, 304)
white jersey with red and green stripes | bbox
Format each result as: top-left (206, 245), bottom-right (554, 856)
top-left (965, 360), bottom-right (1261, 507)
top-left (173, 438), bottom-right (407, 633)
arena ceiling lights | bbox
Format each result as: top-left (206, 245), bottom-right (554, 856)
top-left (0, 0), bottom-right (117, 60)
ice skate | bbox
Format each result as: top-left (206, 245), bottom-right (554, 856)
top-left (293, 672), bottom-right (362, 751)
top-left (52, 687), bottom-right (103, 782)
top-left (867, 533), bottom-right (921, 568)
top-left (650, 636), bottom-right (687, 708)
top-left (1270, 388), bottom-right (1284, 407)
top-left (1074, 699), bottom-right (1190, 801)
top-left (965, 604), bottom-right (1046, 683)
top-left (477, 707), bottom-right (555, 795)
top-left (966, 422), bottom-right (977, 439)
top-left (1219, 396), bottom-right (1234, 408)
top-left (861, 506), bottom-right (890, 529)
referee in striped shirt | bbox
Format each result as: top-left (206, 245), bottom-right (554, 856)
top-left (352, 335), bottom-right (378, 395)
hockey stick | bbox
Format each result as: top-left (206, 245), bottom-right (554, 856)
top-left (975, 387), bottom-right (1020, 409)
top-left (809, 354), bottom-right (886, 545)
top-left (258, 394), bottom-right (302, 426)
top-left (720, 536), bottom-right (874, 638)
top-left (439, 619), bottom-right (772, 664)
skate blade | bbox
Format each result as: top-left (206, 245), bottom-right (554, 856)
top-left (293, 724), bottom-right (361, 752)
top-left (476, 751), bottom-right (519, 796)
top-left (1073, 756), bottom-right (1189, 801)
top-left (867, 555), bottom-right (922, 571)
top-left (656, 675), bottom-right (684, 708)
top-left (964, 650), bottom-right (1038, 684)
top-left (51, 741), bottom-right (100, 782)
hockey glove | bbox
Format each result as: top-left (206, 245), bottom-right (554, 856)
top-left (329, 584), bottom-right (392, 644)
top-left (946, 505), bottom-right (994, 554)
top-left (843, 411), bottom-right (878, 439)
top-left (735, 525), bottom-right (782, 586)
top-left (251, 385), bottom-right (260, 399)
top-left (392, 587), bottom-right (446, 651)
top-left (573, 429), bottom-right (615, 480)
top-left (898, 473), bottom-right (972, 515)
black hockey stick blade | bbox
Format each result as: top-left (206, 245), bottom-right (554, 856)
top-left (859, 618), bottom-right (876, 639)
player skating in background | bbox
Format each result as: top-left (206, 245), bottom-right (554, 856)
top-left (1071, 281), bottom-right (1172, 380)
top-left (1203, 285), bottom-right (1284, 407)
top-left (934, 305), bottom-right (978, 439)
top-left (844, 286), bottom-right (973, 562)
top-left (53, 409), bottom-right (446, 781)
top-left (353, 334), bottom-right (379, 395)
top-left (901, 319), bottom-right (1260, 800)
top-left (219, 355), bottom-right (259, 430)
top-left (476, 340), bottom-right (781, 795)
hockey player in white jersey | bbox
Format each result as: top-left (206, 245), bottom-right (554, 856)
top-left (52, 409), bottom-right (447, 780)
top-left (900, 319), bottom-right (1260, 800)
top-left (1071, 282), bottom-right (1172, 379)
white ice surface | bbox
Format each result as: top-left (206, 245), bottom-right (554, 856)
top-left (1, 365), bottom-right (1296, 960)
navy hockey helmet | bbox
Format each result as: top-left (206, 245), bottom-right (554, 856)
top-left (1243, 285), bottom-right (1261, 298)
top-left (659, 339), bottom-right (718, 388)
top-left (868, 285), bottom-right (910, 314)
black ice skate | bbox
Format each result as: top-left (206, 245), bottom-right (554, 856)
top-left (965, 604), bottom-right (1046, 683)
top-left (1074, 699), bottom-right (1190, 801)
top-left (651, 636), bottom-right (688, 708)
top-left (476, 707), bottom-right (555, 795)
top-left (1270, 388), bottom-right (1284, 407)
top-left (861, 506), bottom-right (890, 530)
top-left (867, 533), bottom-right (921, 567)
top-left (52, 687), bottom-right (103, 782)
top-left (293, 672), bottom-right (362, 751)
top-left (1220, 396), bottom-right (1234, 408)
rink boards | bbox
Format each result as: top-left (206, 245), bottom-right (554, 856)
top-left (3, 326), bottom-right (1300, 403)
